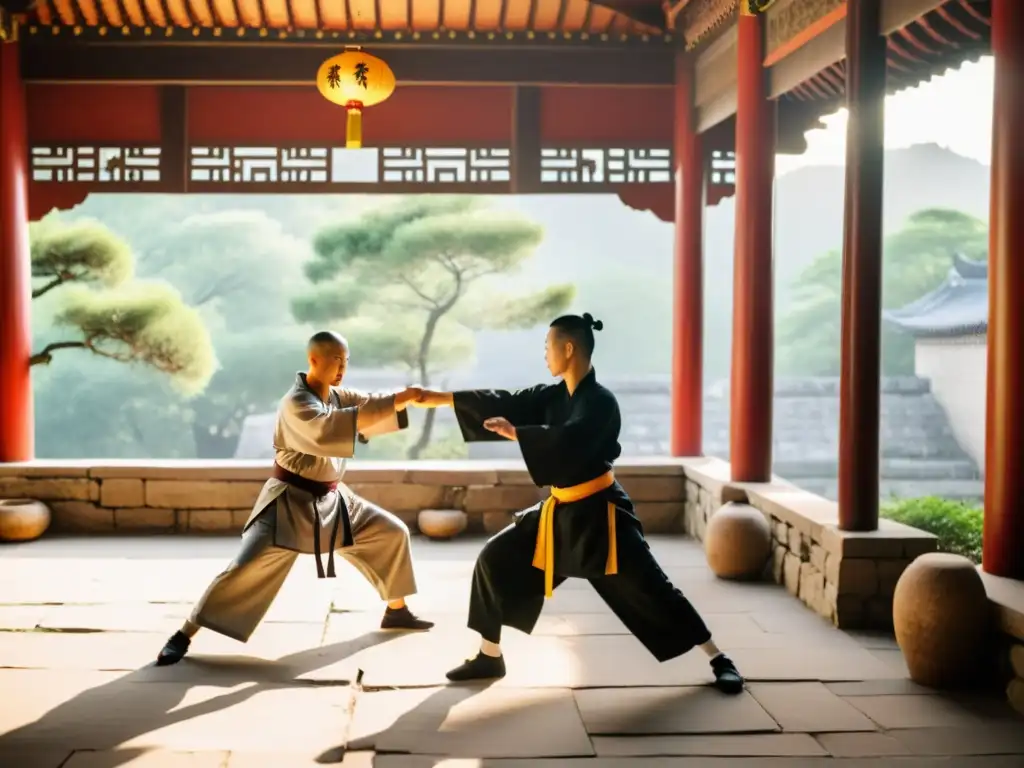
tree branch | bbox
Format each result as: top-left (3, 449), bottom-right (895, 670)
top-left (29, 340), bottom-right (88, 366)
top-left (32, 274), bottom-right (71, 299)
top-left (397, 274), bottom-right (441, 308)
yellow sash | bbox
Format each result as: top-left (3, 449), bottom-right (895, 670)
top-left (531, 470), bottom-right (618, 598)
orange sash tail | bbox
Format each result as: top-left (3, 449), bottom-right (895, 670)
top-left (531, 470), bottom-right (618, 598)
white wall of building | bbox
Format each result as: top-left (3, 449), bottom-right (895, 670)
top-left (914, 334), bottom-right (987, 472)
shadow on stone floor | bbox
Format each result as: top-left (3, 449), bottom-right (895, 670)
top-left (0, 631), bottom-right (400, 767)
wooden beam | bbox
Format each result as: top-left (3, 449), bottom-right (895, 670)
top-left (18, 41), bottom-right (675, 86)
top-left (159, 86), bottom-right (188, 193)
top-left (510, 85), bottom-right (542, 193)
top-left (587, 0), bottom-right (667, 30)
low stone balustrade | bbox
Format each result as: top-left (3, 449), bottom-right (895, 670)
top-left (979, 569), bottom-right (1024, 717)
top-left (0, 459), bottom-right (688, 536)
top-left (680, 456), bottom-right (938, 631)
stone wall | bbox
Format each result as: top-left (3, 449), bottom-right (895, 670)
top-left (0, 459), bottom-right (689, 536)
top-left (680, 456), bottom-right (938, 631)
top-left (980, 570), bottom-right (1024, 718)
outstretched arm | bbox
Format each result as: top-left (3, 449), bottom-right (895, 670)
top-left (338, 386), bottom-right (420, 440)
top-left (282, 387), bottom-right (420, 457)
top-left (413, 385), bottom-right (548, 442)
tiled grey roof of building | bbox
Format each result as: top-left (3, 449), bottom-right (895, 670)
top-left (884, 253), bottom-right (988, 338)
top-left (236, 373), bottom-right (982, 504)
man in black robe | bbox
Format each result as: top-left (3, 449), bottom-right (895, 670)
top-left (412, 313), bottom-right (745, 693)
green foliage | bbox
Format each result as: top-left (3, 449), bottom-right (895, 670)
top-left (29, 216), bottom-right (217, 396)
top-left (53, 281), bottom-right (217, 396)
top-left (30, 217), bottom-right (134, 292)
top-left (777, 208), bottom-right (989, 376)
top-left (881, 496), bottom-right (983, 563)
top-left (295, 195), bottom-right (574, 458)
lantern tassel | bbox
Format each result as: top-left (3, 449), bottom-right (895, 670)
top-left (345, 105), bottom-right (363, 149)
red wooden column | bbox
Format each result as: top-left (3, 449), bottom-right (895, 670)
top-left (0, 33), bottom-right (34, 462)
top-left (670, 49), bottom-right (705, 457)
top-left (837, 0), bottom-right (886, 531)
top-left (729, 5), bottom-right (775, 481)
top-left (983, 0), bottom-right (1024, 579)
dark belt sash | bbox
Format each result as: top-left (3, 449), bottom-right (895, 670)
top-left (272, 462), bottom-right (353, 579)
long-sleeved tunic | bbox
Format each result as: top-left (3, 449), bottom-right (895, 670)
top-left (243, 373), bottom-right (408, 571)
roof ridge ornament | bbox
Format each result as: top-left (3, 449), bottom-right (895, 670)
top-left (740, 0), bottom-right (780, 15)
top-left (0, 7), bottom-right (21, 43)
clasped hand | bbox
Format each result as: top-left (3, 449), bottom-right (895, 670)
top-left (395, 387), bottom-right (450, 409)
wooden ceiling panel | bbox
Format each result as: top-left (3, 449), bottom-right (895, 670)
top-left (287, 0), bottom-right (318, 28)
top-left (27, 0), bottom-right (663, 34)
top-left (470, 0), bottom-right (504, 29)
top-left (442, 0), bottom-right (473, 29)
top-left (502, 0), bottom-right (535, 30)
top-left (347, 0), bottom-right (379, 30)
top-left (75, 0), bottom-right (100, 24)
top-left (410, 0), bottom-right (444, 30)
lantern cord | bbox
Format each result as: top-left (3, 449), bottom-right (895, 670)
top-left (345, 103), bottom-right (364, 149)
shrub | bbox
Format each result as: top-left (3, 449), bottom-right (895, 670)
top-left (881, 496), bottom-right (983, 563)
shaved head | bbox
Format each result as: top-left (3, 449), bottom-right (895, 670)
top-left (307, 330), bottom-right (348, 355)
top-left (307, 331), bottom-right (349, 387)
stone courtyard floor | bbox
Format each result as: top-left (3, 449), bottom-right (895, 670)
top-left (0, 535), bottom-right (1022, 768)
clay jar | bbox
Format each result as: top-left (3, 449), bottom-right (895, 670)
top-left (417, 509), bottom-right (468, 540)
top-left (0, 499), bottom-right (52, 542)
top-left (703, 502), bottom-right (772, 580)
top-left (893, 552), bottom-right (992, 688)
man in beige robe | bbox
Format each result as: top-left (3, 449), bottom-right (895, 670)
top-left (156, 331), bottom-right (433, 666)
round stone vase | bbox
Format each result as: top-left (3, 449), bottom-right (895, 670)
top-left (892, 552), bottom-right (991, 688)
top-left (418, 509), bottom-right (468, 540)
top-left (703, 502), bottom-right (772, 580)
top-left (0, 499), bottom-right (52, 543)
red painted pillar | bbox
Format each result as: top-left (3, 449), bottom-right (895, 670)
top-left (730, 6), bottom-right (775, 482)
top-left (837, 0), bottom-right (886, 531)
top-left (670, 49), bottom-right (704, 457)
top-left (983, 0), bottom-right (1024, 579)
top-left (0, 36), bottom-right (35, 462)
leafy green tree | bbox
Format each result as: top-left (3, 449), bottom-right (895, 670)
top-left (293, 196), bottom-right (575, 458)
top-left (777, 208), bottom-right (988, 376)
top-left (29, 217), bottom-right (216, 395)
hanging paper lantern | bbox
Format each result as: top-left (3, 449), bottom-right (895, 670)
top-left (316, 48), bottom-right (396, 149)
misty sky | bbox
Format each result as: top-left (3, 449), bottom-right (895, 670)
top-left (777, 57), bottom-right (994, 176)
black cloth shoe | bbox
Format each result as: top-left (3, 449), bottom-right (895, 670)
top-left (380, 606), bottom-right (434, 631)
top-left (156, 630), bottom-right (191, 666)
top-left (446, 652), bottom-right (507, 682)
top-left (711, 653), bottom-right (744, 694)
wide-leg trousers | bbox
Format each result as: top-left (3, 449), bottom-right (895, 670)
top-left (189, 498), bottom-right (417, 642)
top-left (467, 516), bottom-right (713, 662)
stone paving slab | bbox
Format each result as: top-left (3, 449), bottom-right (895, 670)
top-left (573, 686), bottom-right (779, 734)
top-left (889, 723), bottom-right (1024, 755)
top-left (372, 757), bottom-right (1024, 768)
top-left (63, 749), bottom-right (229, 767)
top-left (3, 674), bottom-right (351, 752)
top-left (0, 622), bottom-right (328, 673)
top-left (591, 734), bottom-right (828, 757)
top-left (846, 693), bottom-right (1010, 729)
top-left (0, 535), bottom-right (1020, 766)
top-left (348, 686), bottom-right (595, 758)
top-left (746, 682), bottom-right (878, 732)
top-left (814, 732), bottom-right (912, 758)
top-left (0, 747), bottom-right (75, 768)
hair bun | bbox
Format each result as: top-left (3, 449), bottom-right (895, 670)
top-left (581, 313), bottom-right (603, 331)
top-left (592, 319), bottom-right (603, 331)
